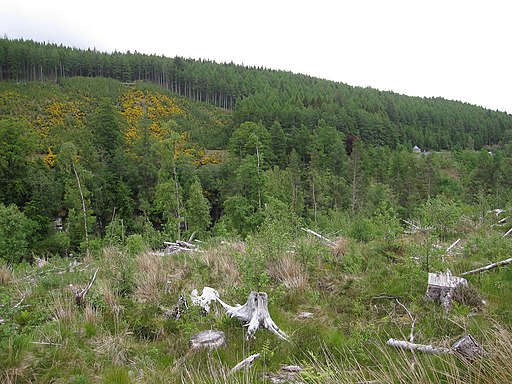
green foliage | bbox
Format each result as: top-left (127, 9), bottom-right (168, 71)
top-left (0, 203), bottom-right (34, 264)
top-left (185, 180), bottom-right (211, 238)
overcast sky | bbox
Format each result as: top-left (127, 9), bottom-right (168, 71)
top-left (2, 0), bottom-right (511, 113)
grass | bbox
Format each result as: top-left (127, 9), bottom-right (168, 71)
top-left (1, 211), bottom-right (511, 382)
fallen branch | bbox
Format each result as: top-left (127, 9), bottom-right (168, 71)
top-left (445, 238), bottom-right (461, 253)
top-left (75, 268), bottom-right (99, 305)
top-left (502, 227), bottom-right (512, 238)
top-left (395, 299), bottom-right (415, 343)
top-left (461, 257), bottom-right (512, 276)
top-left (230, 353), bottom-right (260, 374)
top-left (301, 227), bottom-right (336, 246)
top-left (386, 338), bottom-right (452, 354)
top-left (387, 334), bottom-right (483, 361)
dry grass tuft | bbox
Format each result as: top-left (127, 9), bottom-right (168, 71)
top-left (97, 279), bottom-right (120, 310)
top-left (91, 329), bottom-right (133, 365)
top-left (51, 292), bottom-right (76, 324)
top-left (0, 264), bottom-right (12, 285)
top-left (84, 302), bottom-right (102, 324)
top-left (268, 253), bottom-right (308, 292)
top-left (201, 241), bottom-right (243, 286)
top-left (133, 251), bottom-right (173, 304)
top-left (331, 236), bottom-right (350, 259)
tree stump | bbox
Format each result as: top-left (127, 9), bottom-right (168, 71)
top-left (426, 269), bottom-right (467, 311)
top-left (452, 334), bottom-right (484, 361)
top-left (218, 291), bottom-right (289, 340)
top-left (189, 330), bottom-right (226, 350)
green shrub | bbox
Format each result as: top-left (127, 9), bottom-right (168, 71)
top-left (0, 203), bottom-right (35, 264)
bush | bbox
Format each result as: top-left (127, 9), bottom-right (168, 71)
top-left (0, 203), bottom-right (35, 264)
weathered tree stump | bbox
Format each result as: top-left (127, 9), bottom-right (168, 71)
top-left (218, 291), bottom-right (289, 340)
top-left (189, 330), bottom-right (226, 350)
top-left (426, 269), bottom-right (467, 311)
top-left (451, 334), bottom-right (484, 361)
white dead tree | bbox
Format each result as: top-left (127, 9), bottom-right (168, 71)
top-left (191, 287), bottom-right (289, 340)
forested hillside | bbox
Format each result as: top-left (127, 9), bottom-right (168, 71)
top-left (2, 38), bottom-right (512, 151)
top-left (1, 38), bottom-right (512, 258)
top-left (2, 38), bottom-right (512, 384)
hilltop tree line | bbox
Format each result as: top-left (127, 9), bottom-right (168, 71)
top-left (2, 38), bottom-right (512, 151)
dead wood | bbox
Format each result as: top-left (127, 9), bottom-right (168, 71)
top-left (230, 353), bottom-right (260, 374)
top-left (387, 334), bottom-right (483, 361)
top-left (426, 269), bottom-right (467, 312)
top-left (461, 256), bottom-right (512, 276)
top-left (75, 268), bottom-right (99, 306)
top-left (189, 330), bottom-right (225, 350)
top-left (301, 227), bottom-right (336, 246)
top-left (386, 338), bottom-right (452, 354)
top-left (218, 291), bottom-right (289, 340)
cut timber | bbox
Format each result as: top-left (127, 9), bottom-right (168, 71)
top-left (189, 330), bottom-right (225, 350)
top-left (386, 338), bottom-right (451, 354)
top-left (426, 269), bottom-right (467, 312)
top-left (461, 256), bottom-right (512, 276)
top-left (230, 353), bottom-right (260, 374)
top-left (301, 227), bottom-right (336, 246)
top-left (218, 291), bottom-right (289, 341)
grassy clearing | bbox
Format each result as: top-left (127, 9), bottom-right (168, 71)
top-left (1, 208), bottom-right (511, 383)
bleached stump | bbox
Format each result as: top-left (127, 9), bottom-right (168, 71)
top-left (426, 269), bottom-right (467, 312)
top-left (218, 291), bottom-right (289, 341)
top-left (189, 330), bottom-right (226, 350)
top-left (190, 287), bottom-right (219, 312)
top-left (190, 287), bottom-right (289, 340)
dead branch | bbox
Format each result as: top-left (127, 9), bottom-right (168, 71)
top-left (502, 227), bottom-right (512, 238)
top-left (387, 334), bottom-right (483, 361)
top-left (301, 227), bottom-right (336, 246)
top-left (230, 353), bottom-right (260, 374)
top-left (445, 238), bottom-right (461, 253)
top-left (461, 256), bottom-right (512, 276)
top-left (75, 268), bottom-right (99, 305)
top-left (386, 338), bottom-right (452, 354)
top-left (395, 299), bottom-right (415, 343)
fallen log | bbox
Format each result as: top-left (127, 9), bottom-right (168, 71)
top-left (386, 338), bottom-right (452, 354)
top-left (387, 334), bottom-right (483, 361)
top-left (301, 227), bottom-right (336, 246)
top-left (461, 256), bottom-right (512, 276)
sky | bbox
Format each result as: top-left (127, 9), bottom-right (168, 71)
top-left (2, 0), bottom-right (511, 113)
